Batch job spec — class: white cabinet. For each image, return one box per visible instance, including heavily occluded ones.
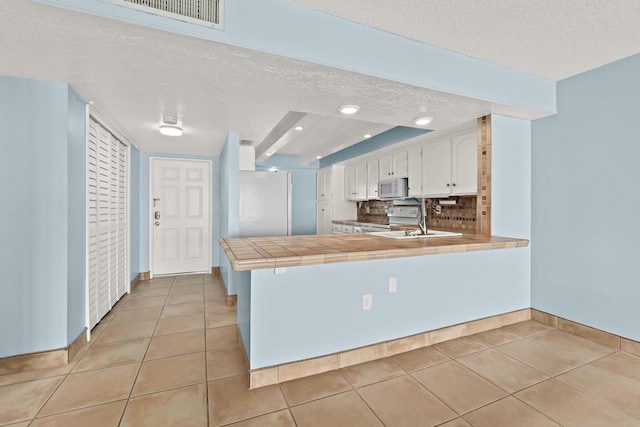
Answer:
[317,166,333,200]
[317,201,334,234]
[407,146,423,197]
[344,164,356,201]
[355,162,367,200]
[316,165,356,234]
[421,130,477,197]
[366,159,379,199]
[421,138,452,197]
[379,150,408,180]
[451,131,478,195]
[344,162,368,201]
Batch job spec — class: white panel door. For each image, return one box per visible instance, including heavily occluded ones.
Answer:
[152,159,211,276]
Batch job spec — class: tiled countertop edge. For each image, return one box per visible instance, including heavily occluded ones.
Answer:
[220,236,530,271]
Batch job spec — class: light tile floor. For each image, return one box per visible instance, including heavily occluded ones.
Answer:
[2,274,640,426]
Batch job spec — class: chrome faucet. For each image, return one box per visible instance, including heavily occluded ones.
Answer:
[418,198,428,235]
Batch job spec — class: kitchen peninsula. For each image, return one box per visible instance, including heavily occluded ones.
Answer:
[220,231,530,388]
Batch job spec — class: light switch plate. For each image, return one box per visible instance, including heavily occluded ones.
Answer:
[362,293,373,310]
[388,277,397,293]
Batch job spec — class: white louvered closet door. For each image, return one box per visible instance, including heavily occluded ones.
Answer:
[87,119,100,329]
[87,117,128,330]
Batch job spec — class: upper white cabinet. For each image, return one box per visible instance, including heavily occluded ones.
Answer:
[421,138,452,197]
[344,162,367,201]
[344,164,356,201]
[355,162,367,200]
[421,130,477,197]
[451,131,478,195]
[407,146,423,197]
[366,159,379,199]
[317,166,333,200]
[378,150,408,180]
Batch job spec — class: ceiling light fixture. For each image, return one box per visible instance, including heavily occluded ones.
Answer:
[364,134,372,138]
[265,152,273,156]
[316,156,322,159]
[294,126,304,131]
[159,117,183,136]
[338,104,360,115]
[413,116,433,126]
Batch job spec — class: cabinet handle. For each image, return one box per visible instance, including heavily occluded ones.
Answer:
[452,183,456,187]
[446,183,450,187]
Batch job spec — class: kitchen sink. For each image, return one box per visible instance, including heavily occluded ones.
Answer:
[368,230,463,239]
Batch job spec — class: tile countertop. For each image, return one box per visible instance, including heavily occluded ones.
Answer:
[220,232,529,271]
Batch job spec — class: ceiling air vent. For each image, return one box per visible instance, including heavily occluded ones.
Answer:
[107,0,222,27]
[240,139,254,146]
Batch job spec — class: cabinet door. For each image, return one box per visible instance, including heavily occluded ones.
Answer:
[367,159,379,199]
[451,131,477,195]
[344,165,356,201]
[393,150,408,178]
[378,154,393,180]
[317,167,333,200]
[316,169,324,200]
[355,162,367,200]
[316,201,325,234]
[421,138,452,197]
[322,201,333,234]
[407,146,422,197]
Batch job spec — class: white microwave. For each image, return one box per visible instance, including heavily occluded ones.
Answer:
[378,177,408,199]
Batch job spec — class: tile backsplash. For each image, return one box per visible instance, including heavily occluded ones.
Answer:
[357,200,393,224]
[357,197,477,230]
[427,196,477,230]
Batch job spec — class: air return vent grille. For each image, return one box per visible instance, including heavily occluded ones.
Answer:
[108,0,222,27]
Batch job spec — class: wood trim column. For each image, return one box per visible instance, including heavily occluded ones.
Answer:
[477,116,492,236]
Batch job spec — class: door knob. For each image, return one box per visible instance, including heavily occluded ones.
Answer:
[155,211,161,220]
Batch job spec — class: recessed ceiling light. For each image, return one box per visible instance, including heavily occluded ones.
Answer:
[316,156,322,159]
[265,152,273,156]
[294,126,304,131]
[159,117,183,136]
[413,116,433,126]
[364,134,372,138]
[338,104,360,115]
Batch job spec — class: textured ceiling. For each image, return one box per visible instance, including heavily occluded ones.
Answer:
[290,0,640,81]
[5,1,636,159]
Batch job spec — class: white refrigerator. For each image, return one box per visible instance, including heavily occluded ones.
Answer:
[239,171,292,237]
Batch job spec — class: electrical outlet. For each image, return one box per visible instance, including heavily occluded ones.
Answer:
[435,205,442,215]
[362,293,373,310]
[388,277,397,293]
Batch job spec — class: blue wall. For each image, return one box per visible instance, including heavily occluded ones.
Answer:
[135,151,220,275]
[130,145,140,281]
[66,86,87,343]
[219,132,241,294]
[256,154,318,235]
[531,54,640,341]
[0,76,86,357]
